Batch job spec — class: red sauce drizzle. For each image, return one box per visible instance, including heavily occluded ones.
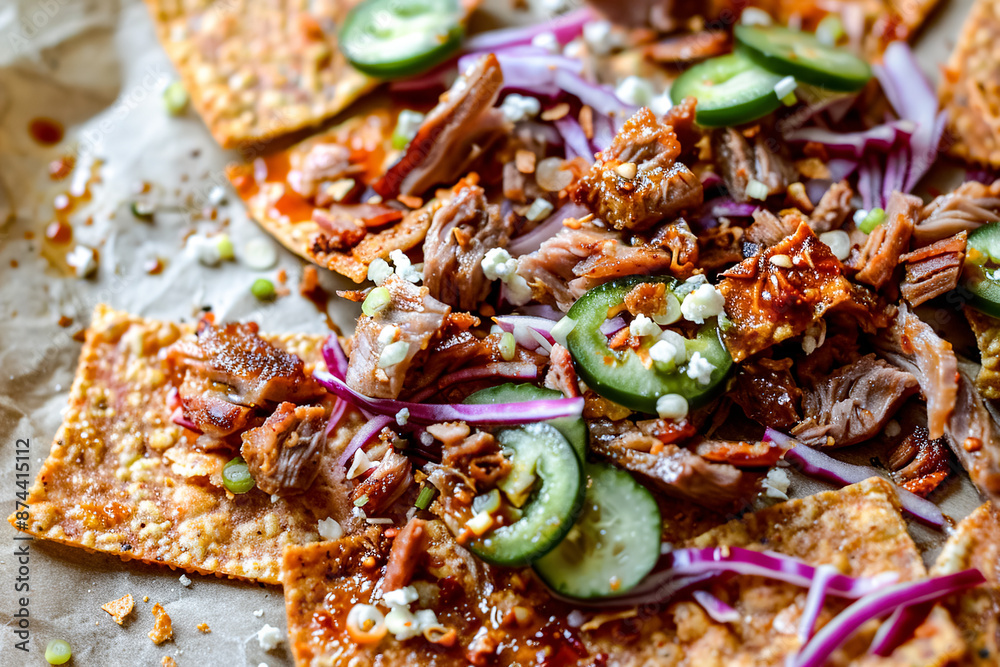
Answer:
[28,118,64,145]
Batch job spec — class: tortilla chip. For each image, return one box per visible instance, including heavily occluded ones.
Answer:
[102,593,135,625]
[932,502,1000,665]
[228,128,442,282]
[148,603,173,645]
[938,0,1000,167]
[142,0,377,148]
[281,478,961,666]
[8,304,360,584]
[964,307,1000,399]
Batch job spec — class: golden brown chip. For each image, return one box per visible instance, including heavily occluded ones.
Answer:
[281,479,962,666]
[965,307,1000,399]
[197,622,211,633]
[932,502,1000,665]
[142,0,376,148]
[162,657,177,667]
[939,0,1000,167]
[149,603,173,645]
[8,304,360,584]
[101,593,135,625]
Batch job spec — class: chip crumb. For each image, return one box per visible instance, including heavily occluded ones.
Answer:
[257,623,283,650]
[101,594,135,625]
[149,603,174,645]
[253,608,264,617]
[144,596,150,603]
[179,574,192,587]
[197,622,211,633]
[162,657,177,667]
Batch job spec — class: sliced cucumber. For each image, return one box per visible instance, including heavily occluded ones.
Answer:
[534,462,661,599]
[670,52,784,127]
[464,383,588,459]
[467,423,584,566]
[964,222,1000,317]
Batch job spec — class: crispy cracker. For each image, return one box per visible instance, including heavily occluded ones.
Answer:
[282,479,961,666]
[228,131,441,282]
[965,307,1000,399]
[142,0,376,148]
[149,603,173,645]
[8,305,360,584]
[102,593,135,625]
[939,0,1000,167]
[932,502,1000,665]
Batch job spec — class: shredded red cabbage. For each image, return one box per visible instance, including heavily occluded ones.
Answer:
[553,69,636,117]
[555,115,593,162]
[783,120,915,158]
[789,569,985,667]
[314,370,584,426]
[410,362,539,402]
[765,429,946,528]
[691,590,740,624]
[463,7,593,51]
[322,334,350,379]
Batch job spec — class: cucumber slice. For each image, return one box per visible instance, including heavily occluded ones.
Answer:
[534,462,661,599]
[467,423,584,566]
[964,222,1000,317]
[734,24,872,93]
[465,383,588,459]
[670,52,784,128]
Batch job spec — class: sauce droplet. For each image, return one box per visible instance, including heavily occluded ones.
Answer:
[45,220,73,245]
[28,118,64,146]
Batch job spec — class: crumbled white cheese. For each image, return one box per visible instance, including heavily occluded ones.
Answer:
[242,237,278,270]
[256,624,283,651]
[390,249,422,283]
[763,467,791,500]
[686,351,716,385]
[649,335,686,367]
[819,230,851,261]
[885,420,902,438]
[650,92,673,116]
[66,245,98,278]
[656,393,689,421]
[385,607,421,640]
[382,585,419,608]
[681,284,725,324]
[208,185,228,205]
[745,179,770,201]
[853,209,869,225]
[179,574,192,587]
[567,610,586,628]
[741,7,773,25]
[317,517,343,540]
[503,273,532,305]
[530,31,560,54]
[419,431,435,447]
[482,247,518,281]
[629,314,662,339]
[500,93,542,124]
[526,197,555,222]
[188,234,223,266]
[583,20,618,55]
[541,0,571,14]
[562,38,586,60]
[367,258,393,286]
[395,408,410,426]
[253,609,264,618]
[801,319,827,356]
[377,324,400,347]
[615,76,655,108]
[378,340,410,368]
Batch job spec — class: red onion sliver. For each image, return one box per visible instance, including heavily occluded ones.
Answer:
[410,362,539,402]
[338,414,393,467]
[783,120,914,158]
[868,600,934,656]
[798,565,838,642]
[495,315,557,350]
[170,406,201,433]
[322,334,349,379]
[314,370,584,426]
[553,69,635,117]
[599,316,627,337]
[464,7,593,51]
[789,570,985,667]
[325,398,349,436]
[508,202,588,256]
[691,590,740,624]
[517,304,564,320]
[765,429,946,528]
[555,115,594,162]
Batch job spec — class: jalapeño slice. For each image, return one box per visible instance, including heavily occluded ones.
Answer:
[734,24,872,92]
[565,276,732,415]
[964,222,1000,318]
[670,51,784,127]
[340,0,464,79]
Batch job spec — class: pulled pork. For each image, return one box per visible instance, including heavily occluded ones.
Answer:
[436,422,511,487]
[944,363,1000,504]
[374,54,508,198]
[887,427,951,498]
[423,180,513,310]
[346,275,451,399]
[572,107,703,231]
[383,517,428,592]
[809,180,854,232]
[731,357,801,430]
[588,419,756,511]
[792,354,918,448]
[352,449,413,515]
[899,232,967,306]
[240,402,328,495]
[718,222,867,362]
[916,179,1000,246]
[711,127,795,203]
[847,191,919,289]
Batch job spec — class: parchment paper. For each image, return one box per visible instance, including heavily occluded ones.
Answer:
[0,0,985,665]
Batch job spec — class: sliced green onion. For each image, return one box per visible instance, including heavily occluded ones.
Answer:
[216,234,234,261]
[745,179,770,201]
[780,91,797,106]
[414,486,436,510]
[223,456,255,494]
[499,331,516,361]
[251,278,276,301]
[391,110,425,150]
[859,207,886,234]
[550,316,577,348]
[816,14,845,46]
[163,81,189,116]
[130,201,155,221]
[45,639,72,665]
[354,494,370,507]
[362,286,392,317]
